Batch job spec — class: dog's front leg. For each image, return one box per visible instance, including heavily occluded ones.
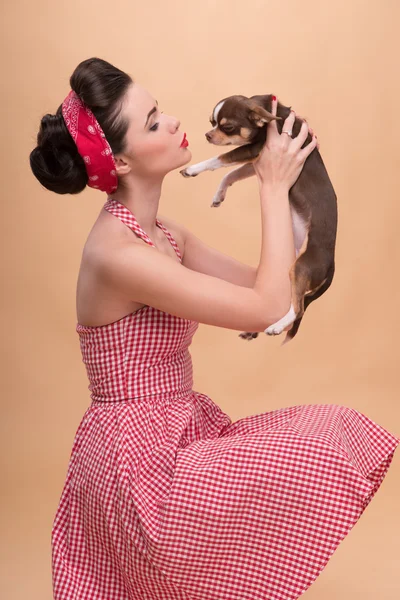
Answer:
[180,141,264,179]
[211,162,256,207]
[180,155,242,178]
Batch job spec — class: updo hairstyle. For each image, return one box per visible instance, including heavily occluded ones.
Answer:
[29,57,133,194]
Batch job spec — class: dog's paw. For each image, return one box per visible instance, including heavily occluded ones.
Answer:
[239,332,259,340]
[264,321,293,336]
[265,304,296,336]
[264,324,284,336]
[179,166,199,178]
[211,189,227,208]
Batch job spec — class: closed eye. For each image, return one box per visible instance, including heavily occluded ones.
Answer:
[150,110,164,131]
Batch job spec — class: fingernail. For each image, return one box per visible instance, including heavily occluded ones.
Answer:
[272,95,277,101]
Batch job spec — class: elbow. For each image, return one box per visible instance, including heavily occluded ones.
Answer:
[259,302,292,331]
[251,288,292,332]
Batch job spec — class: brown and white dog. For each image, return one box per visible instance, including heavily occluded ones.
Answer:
[180,94,338,345]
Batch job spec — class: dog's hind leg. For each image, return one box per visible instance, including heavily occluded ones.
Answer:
[211,162,256,207]
[264,252,328,340]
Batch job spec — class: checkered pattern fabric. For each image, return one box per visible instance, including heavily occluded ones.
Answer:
[51,198,400,600]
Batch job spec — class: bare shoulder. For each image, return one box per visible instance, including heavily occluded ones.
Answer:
[82,209,187,267]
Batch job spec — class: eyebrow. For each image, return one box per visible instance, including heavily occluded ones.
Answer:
[144,99,158,128]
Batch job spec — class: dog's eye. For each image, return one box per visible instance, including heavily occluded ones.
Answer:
[223,125,235,133]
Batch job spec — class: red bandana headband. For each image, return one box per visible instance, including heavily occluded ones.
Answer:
[61,90,118,194]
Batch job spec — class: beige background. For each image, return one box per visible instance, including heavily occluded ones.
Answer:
[2,1,399,598]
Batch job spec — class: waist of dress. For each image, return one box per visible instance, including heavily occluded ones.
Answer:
[83,348,195,404]
[90,384,194,404]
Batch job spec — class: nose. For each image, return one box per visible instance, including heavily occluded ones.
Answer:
[170,116,180,132]
[205,131,212,142]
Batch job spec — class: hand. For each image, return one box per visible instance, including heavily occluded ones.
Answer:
[253,96,318,191]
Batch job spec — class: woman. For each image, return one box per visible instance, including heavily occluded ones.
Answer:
[30,57,399,600]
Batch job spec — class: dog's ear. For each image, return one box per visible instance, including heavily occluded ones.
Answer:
[247,101,282,127]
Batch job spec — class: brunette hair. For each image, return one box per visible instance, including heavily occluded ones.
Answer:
[29,57,133,195]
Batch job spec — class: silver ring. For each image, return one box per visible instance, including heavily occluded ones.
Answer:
[282,130,292,137]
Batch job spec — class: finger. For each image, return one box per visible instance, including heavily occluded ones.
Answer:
[267,95,279,133]
[297,134,318,161]
[290,119,310,151]
[281,110,296,138]
[305,123,320,149]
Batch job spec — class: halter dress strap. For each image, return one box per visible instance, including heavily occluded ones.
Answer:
[103,197,182,261]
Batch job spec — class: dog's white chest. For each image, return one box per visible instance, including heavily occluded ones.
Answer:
[290,205,308,258]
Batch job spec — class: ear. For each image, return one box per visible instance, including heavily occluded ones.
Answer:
[248,102,282,127]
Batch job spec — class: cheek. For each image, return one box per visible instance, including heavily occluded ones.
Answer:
[240,127,253,139]
[229,135,249,145]
[126,129,166,159]
[141,135,172,158]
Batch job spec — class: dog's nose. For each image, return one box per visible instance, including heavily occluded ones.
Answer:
[205,132,212,142]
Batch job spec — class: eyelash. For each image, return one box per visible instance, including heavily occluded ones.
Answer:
[150,111,164,131]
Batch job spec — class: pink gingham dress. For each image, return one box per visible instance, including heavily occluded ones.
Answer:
[52,197,400,600]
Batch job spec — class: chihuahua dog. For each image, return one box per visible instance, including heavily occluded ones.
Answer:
[180,94,338,345]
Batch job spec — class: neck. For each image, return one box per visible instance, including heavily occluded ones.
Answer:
[107,173,165,239]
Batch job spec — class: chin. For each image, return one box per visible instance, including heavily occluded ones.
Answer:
[169,150,192,174]
[181,149,192,164]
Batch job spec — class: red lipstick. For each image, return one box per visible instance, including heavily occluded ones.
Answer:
[180,133,189,148]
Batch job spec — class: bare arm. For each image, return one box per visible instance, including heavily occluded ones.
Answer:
[254,184,296,317]
[96,180,300,332]
[181,223,257,288]
[96,241,286,333]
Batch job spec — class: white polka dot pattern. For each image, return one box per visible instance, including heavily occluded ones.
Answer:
[61,89,118,194]
[51,199,400,600]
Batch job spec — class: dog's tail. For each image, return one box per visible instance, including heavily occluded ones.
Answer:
[281,315,303,346]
